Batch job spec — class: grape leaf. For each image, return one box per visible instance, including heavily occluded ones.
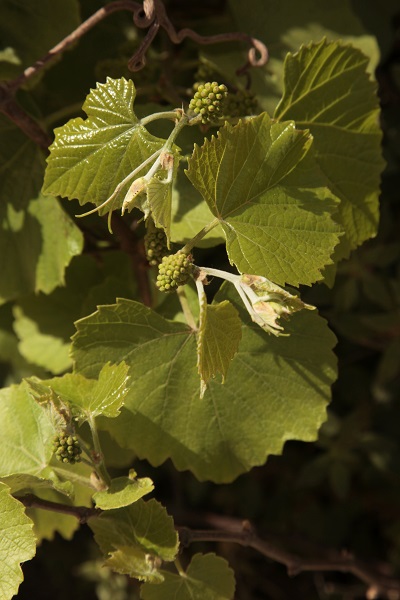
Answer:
[186,113,341,286]
[147,157,179,244]
[13,252,138,374]
[141,553,235,600]
[274,39,384,252]
[106,546,164,583]
[171,168,225,248]
[197,295,242,397]
[224,0,380,114]
[89,499,179,580]
[93,475,154,510]
[0,193,83,303]
[0,382,56,478]
[42,78,167,211]
[0,483,36,600]
[72,297,337,482]
[28,362,130,422]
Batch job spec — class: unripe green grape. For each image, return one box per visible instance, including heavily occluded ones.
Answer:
[224,89,258,118]
[189,81,228,124]
[53,431,82,465]
[144,221,169,266]
[156,253,194,292]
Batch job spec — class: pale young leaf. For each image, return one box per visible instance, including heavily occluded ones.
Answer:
[197,293,242,397]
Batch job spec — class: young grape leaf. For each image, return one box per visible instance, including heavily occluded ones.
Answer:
[42,78,167,211]
[186,113,341,286]
[0,483,36,600]
[147,157,179,244]
[72,298,337,482]
[0,194,83,303]
[106,546,164,583]
[89,498,179,581]
[197,293,242,397]
[0,382,56,478]
[28,362,130,422]
[274,39,384,253]
[93,475,154,510]
[141,553,235,600]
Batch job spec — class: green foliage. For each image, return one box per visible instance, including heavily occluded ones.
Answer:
[186,113,342,286]
[0,1,393,598]
[89,499,179,582]
[141,553,235,600]
[42,78,167,212]
[274,39,385,256]
[0,484,36,599]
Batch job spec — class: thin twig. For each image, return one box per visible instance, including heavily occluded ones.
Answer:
[127,0,268,74]
[6,1,142,92]
[19,494,100,524]
[0,1,142,149]
[0,89,51,151]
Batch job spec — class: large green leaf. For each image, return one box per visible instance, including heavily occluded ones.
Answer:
[0,194,83,303]
[72,297,337,482]
[186,113,341,286]
[0,382,56,477]
[89,499,179,581]
[141,553,235,600]
[274,39,384,252]
[0,0,80,81]
[0,484,36,600]
[42,78,167,211]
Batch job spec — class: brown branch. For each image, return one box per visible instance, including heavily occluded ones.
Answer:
[177,521,400,599]
[18,494,100,524]
[15,492,400,597]
[110,213,152,307]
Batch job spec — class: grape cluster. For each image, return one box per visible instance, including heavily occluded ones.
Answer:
[144,223,168,266]
[53,432,82,464]
[189,82,228,123]
[156,253,194,292]
[225,89,258,118]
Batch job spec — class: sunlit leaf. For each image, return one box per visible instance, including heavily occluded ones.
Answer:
[186,113,341,286]
[0,484,36,600]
